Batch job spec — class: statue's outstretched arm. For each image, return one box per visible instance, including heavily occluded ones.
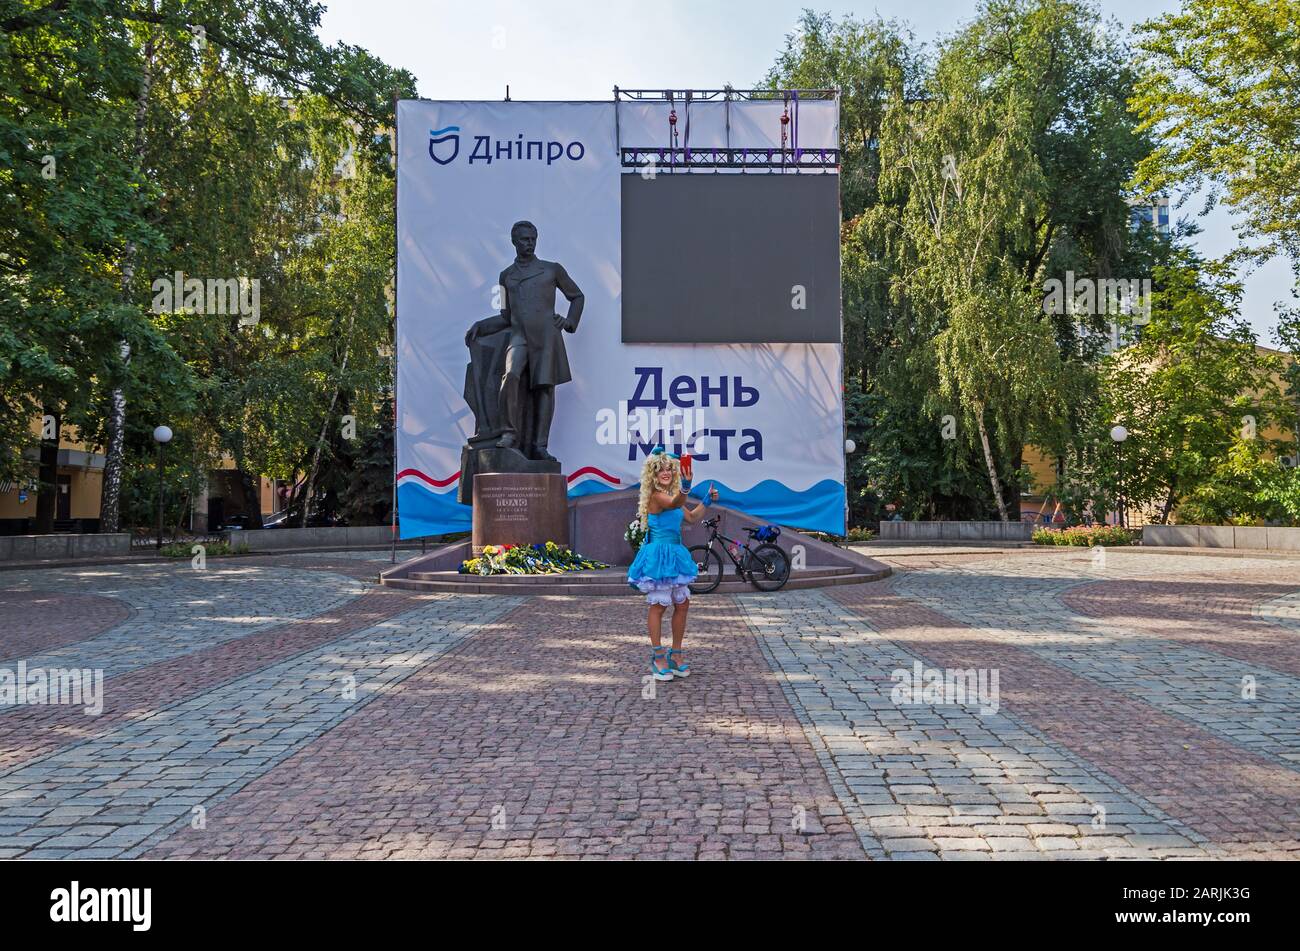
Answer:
[465,312,509,346]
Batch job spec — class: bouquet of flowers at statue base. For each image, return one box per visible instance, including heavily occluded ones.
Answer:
[459,540,610,576]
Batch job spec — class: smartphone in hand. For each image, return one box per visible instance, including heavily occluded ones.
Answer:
[680,452,693,483]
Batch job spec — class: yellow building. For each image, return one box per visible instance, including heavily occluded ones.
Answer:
[0,418,105,532]
[0,418,282,535]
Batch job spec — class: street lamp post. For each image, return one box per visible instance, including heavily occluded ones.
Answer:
[844,438,856,534]
[153,425,173,550]
[1110,425,1128,528]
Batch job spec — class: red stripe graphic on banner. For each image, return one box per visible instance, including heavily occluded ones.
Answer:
[398,466,621,488]
[567,466,621,485]
[396,468,459,488]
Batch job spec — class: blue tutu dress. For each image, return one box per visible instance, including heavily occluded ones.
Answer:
[627,506,698,605]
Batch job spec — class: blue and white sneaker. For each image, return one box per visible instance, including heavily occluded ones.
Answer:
[666,648,690,678]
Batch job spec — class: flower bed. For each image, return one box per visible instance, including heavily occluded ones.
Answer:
[805,527,875,544]
[459,540,609,575]
[1032,525,1139,547]
[159,540,250,558]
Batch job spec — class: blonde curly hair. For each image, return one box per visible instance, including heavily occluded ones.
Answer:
[636,452,682,531]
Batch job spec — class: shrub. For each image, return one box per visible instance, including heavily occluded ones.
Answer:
[159,540,250,558]
[802,527,875,545]
[1032,525,1139,547]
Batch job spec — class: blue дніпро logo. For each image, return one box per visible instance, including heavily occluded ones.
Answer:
[429,126,460,165]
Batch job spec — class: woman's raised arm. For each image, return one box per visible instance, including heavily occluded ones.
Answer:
[681,485,719,524]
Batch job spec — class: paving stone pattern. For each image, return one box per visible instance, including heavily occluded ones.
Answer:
[0,549,1295,859]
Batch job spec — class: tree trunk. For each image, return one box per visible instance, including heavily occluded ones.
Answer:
[239,471,263,529]
[172,491,189,538]
[98,341,131,533]
[974,403,1009,522]
[300,316,355,527]
[99,21,157,534]
[1159,481,1177,524]
[229,439,264,531]
[34,408,60,533]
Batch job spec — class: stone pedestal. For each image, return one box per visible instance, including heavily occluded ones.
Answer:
[457,443,561,505]
[471,473,569,555]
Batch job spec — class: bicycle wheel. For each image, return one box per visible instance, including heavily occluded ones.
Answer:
[688,545,724,594]
[745,544,791,591]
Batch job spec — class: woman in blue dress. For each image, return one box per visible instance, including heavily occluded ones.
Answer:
[628,447,718,681]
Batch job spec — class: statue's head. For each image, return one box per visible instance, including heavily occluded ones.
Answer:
[510,220,538,259]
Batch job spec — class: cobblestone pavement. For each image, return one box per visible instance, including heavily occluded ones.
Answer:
[0,548,1296,859]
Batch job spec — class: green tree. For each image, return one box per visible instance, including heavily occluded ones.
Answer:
[1131,0,1300,276]
[767,2,1157,523]
[868,4,1071,520]
[0,1,176,497]
[1,1,413,532]
[342,393,394,526]
[1178,437,1293,525]
[1090,251,1292,523]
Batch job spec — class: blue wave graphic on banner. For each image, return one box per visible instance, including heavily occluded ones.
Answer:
[399,477,845,538]
[568,479,620,499]
[689,478,846,534]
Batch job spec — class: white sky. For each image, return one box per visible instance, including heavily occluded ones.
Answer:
[319,0,1295,342]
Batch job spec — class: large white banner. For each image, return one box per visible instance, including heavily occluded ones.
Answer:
[395,99,845,538]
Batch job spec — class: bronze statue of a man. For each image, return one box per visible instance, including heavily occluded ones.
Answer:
[464,221,584,462]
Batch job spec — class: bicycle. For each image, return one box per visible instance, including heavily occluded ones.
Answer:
[688,515,791,593]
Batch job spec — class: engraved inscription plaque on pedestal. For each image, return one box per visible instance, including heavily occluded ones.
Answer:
[471,473,569,555]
